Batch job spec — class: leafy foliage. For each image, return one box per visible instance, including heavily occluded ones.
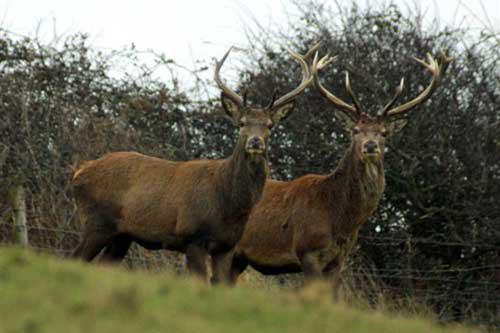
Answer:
[235,2,500,326]
[0,1,499,328]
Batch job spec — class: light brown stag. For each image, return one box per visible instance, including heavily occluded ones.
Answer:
[222,51,452,293]
[71,45,317,281]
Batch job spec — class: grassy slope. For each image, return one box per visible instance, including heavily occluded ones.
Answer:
[0,248,474,333]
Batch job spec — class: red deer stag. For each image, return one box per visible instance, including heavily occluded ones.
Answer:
[71,45,317,281]
[222,51,452,292]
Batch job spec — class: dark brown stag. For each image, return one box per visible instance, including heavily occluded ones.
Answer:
[72,45,317,281]
[223,51,452,293]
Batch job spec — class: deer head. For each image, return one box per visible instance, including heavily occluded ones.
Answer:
[215,45,318,156]
[313,51,453,163]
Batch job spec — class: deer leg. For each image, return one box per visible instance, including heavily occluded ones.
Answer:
[185,243,208,280]
[323,258,345,300]
[228,254,248,285]
[72,209,116,262]
[299,252,323,284]
[210,250,234,285]
[72,228,114,262]
[100,234,132,263]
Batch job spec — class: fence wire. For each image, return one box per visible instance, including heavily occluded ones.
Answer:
[1,219,499,331]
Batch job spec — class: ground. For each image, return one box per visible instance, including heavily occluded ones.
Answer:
[0,247,476,333]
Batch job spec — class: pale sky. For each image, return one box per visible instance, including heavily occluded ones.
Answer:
[1,0,498,87]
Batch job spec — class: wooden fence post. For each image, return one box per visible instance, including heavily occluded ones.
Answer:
[9,184,29,248]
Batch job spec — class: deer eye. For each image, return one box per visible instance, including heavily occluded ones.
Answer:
[352,127,361,135]
[267,122,274,129]
[381,130,388,137]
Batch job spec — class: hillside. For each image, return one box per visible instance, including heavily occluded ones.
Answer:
[0,247,474,333]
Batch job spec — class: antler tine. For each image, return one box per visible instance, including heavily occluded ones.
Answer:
[380,78,405,116]
[304,41,322,61]
[385,51,452,117]
[271,44,317,109]
[312,51,358,118]
[265,89,280,109]
[438,49,453,77]
[214,47,244,107]
[345,72,362,113]
[315,52,337,71]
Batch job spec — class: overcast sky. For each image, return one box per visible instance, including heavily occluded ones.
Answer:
[1,0,498,86]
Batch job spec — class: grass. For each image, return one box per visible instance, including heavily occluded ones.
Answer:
[0,247,476,333]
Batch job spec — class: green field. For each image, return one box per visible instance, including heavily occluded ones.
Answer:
[0,247,475,333]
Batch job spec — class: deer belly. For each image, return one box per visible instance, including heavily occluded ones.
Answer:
[119,206,178,242]
[242,245,300,268]
[237,229,299,268]
[202,217,248,252]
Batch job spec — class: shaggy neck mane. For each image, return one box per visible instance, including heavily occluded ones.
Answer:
[324,142,385,238]
[218,136,268,219]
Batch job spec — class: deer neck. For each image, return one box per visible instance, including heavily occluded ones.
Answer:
[219,137,269,219]
[326,143,385,236]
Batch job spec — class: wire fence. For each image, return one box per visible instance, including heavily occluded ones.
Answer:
[1,19,499,333]
[1,217,499,331]
[0,220,186,274]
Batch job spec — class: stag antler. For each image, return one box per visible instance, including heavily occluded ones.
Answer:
[381,50,453,117]
[345,71,362,113]
[214,47,244,108]
[215,44,319,111]
[270,43,320,109]
[312,52,361,119]
[380,78,405,116]
[265,89,279,109]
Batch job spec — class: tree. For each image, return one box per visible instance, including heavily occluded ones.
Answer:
[234,1,500,326]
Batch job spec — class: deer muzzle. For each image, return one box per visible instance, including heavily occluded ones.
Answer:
[362,140,381,157]
[246,136,266,154]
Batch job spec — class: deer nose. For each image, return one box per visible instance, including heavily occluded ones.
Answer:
[364,141,378,154]
[248,136,264,150]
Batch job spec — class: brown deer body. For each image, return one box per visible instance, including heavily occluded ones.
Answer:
[231,134,385,279]
[72,45,316,280]
[224,51,452,291]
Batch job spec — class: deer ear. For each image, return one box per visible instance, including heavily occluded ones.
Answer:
[388,118,408,134]
[271,101,295,123]
[333,110,355,129]
[221,92,242,124]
